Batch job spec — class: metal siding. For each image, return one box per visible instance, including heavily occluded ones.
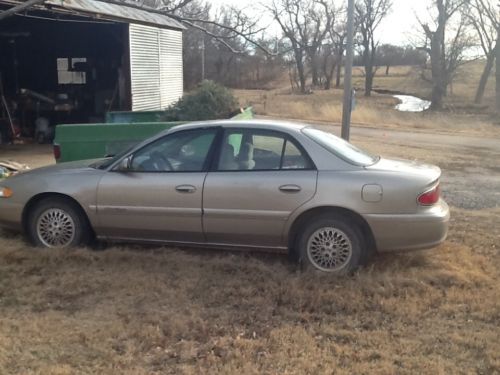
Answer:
[159,28,183,108]
[129,24,183,111]
[129,24,160,111]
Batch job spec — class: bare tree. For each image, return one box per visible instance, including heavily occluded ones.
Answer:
[355,0,392,96]
[321,7,348,89]
[419,0,472,110]
[245,37,287,87]
[466,0,499,104]
[86,0,273,55]
[305,0,336,86]
[267,0,341,93]
[374,45,427,75]
[320,42,340,89]
[181,2,286,89]
[267,0,309,93]
[334,26,347,88]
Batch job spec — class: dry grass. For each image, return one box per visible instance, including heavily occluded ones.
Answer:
[0,218,499,374]
[1,136,500,373]
[237,88,499,136]
[352,62,497,109]
[235,62,499,136]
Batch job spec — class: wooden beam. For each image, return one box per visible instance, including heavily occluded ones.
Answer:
[0,0,46,21]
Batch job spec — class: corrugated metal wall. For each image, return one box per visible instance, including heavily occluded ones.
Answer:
[129,24,183,111]
[158,27,183,108]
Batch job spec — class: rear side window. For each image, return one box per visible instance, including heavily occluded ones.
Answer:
[217,129,313,171]
[252,134,285,169]
[282,140,310,169]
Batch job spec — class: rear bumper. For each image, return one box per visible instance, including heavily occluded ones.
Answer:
[363,199,450,252]
[0,200,23,231]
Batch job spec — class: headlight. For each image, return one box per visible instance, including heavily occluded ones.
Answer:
[0,187,13,198]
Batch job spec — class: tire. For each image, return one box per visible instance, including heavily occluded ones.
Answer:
[27,197,91,248]
[296,214,366,274]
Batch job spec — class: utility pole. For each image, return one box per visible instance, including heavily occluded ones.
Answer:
[496,31,499,114]
[341,0,355,141]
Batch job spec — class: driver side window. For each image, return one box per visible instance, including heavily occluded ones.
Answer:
[130,129,217,172]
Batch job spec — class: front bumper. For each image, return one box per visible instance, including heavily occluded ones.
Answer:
[0,199,24,231]
[363,199,450,252]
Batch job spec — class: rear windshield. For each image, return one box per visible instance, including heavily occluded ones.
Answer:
[302,127,379,166]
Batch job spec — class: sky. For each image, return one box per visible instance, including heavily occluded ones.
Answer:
[208,0,433,46]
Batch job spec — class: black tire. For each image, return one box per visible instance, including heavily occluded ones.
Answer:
[296,213,366,274]
[27,197,91,248]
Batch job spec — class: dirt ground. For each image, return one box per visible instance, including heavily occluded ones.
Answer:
[0,121,499,374]
[0,144,54,169]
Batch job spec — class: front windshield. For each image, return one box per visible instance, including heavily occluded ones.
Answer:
[302,127,378,166]
[95,144,137,170]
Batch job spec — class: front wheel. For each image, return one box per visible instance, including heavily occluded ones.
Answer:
[27,198,91,248]
[297,214,365,274]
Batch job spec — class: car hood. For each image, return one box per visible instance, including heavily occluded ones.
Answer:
[5,158,105,179]
[366,158,441,182]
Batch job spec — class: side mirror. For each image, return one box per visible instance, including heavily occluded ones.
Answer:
[116,156,131,172]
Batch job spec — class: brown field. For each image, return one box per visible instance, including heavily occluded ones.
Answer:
[235,61,499,136]
[0,224,499,374]
[1,62,499,373]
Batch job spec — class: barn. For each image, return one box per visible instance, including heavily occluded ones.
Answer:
[0,0,184,142]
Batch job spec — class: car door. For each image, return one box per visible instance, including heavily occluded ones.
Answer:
[96,128,218,243]
[203,128,318,248]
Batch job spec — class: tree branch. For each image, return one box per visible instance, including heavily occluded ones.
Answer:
[0,0,46,21]
[94,0,276,55]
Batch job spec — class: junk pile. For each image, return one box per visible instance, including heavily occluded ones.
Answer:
[0,160,30,179]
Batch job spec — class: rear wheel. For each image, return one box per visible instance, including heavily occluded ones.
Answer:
[27,197,91,248]
[297,214,365,274]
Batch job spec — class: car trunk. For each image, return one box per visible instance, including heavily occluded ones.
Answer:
[366,158,441,185]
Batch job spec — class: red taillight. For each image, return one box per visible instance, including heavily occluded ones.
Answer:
[418,184,440,205]
[53,144,61,160]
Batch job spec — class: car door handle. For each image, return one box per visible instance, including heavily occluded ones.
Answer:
[175,185,196,193]
[279,184,302,193]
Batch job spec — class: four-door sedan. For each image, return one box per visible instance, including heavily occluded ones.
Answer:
[0,120,449,273]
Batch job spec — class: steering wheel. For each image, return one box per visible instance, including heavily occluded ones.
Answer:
[150,151,173,171]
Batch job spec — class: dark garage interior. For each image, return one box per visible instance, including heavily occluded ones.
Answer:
[0,12,130,142]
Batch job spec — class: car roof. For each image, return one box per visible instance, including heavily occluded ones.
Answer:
[168,119,309,134]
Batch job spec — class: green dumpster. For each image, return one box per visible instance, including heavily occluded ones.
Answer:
[54,122,183,163]
[54,107,254,163]
[105,111,166,124]
[231,107,254,120]
[105,107,254,123]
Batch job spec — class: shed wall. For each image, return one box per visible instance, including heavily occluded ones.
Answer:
[129,24,183,111]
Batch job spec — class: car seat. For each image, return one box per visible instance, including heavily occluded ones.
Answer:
[219,142,238,170]
[237,142,255,170]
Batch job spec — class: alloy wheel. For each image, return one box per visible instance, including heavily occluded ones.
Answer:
[36,208,76,248]
[306,226,353,272]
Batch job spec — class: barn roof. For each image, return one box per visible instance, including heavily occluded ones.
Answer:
[0,0,186,30]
